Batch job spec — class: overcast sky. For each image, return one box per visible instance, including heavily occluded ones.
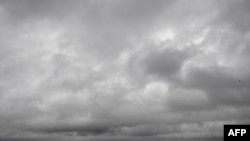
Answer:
[0,0,250,140]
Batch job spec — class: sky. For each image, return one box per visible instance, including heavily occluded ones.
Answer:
[0,0,250,140]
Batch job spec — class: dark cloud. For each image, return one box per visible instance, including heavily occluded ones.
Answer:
[182,55,250,107]
[0,0,250,140]
[215,0,250,32]
[0,0,83,23]
[139,48,192,79]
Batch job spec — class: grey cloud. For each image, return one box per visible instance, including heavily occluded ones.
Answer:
[139,48,191,79]
[36,125,112,136]
[215,0,250,32]
[185,66,238,91]
[108,0,175,26]
[166,87,213,112]
[71,0,176,58]
[1,0,250,140]
[183,65,250,106]
[0,0,83,23]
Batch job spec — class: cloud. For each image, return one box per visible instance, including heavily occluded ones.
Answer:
[183,65,250,106]
[215,0,250,32]
[0,0,250,140]
[139,48,191,78]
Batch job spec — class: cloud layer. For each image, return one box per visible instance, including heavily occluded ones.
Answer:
[0,0,250,140]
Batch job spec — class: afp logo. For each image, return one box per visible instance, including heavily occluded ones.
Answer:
[224,125,250,141]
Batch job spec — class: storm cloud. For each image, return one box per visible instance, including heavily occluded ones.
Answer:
[0,0,250,140]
